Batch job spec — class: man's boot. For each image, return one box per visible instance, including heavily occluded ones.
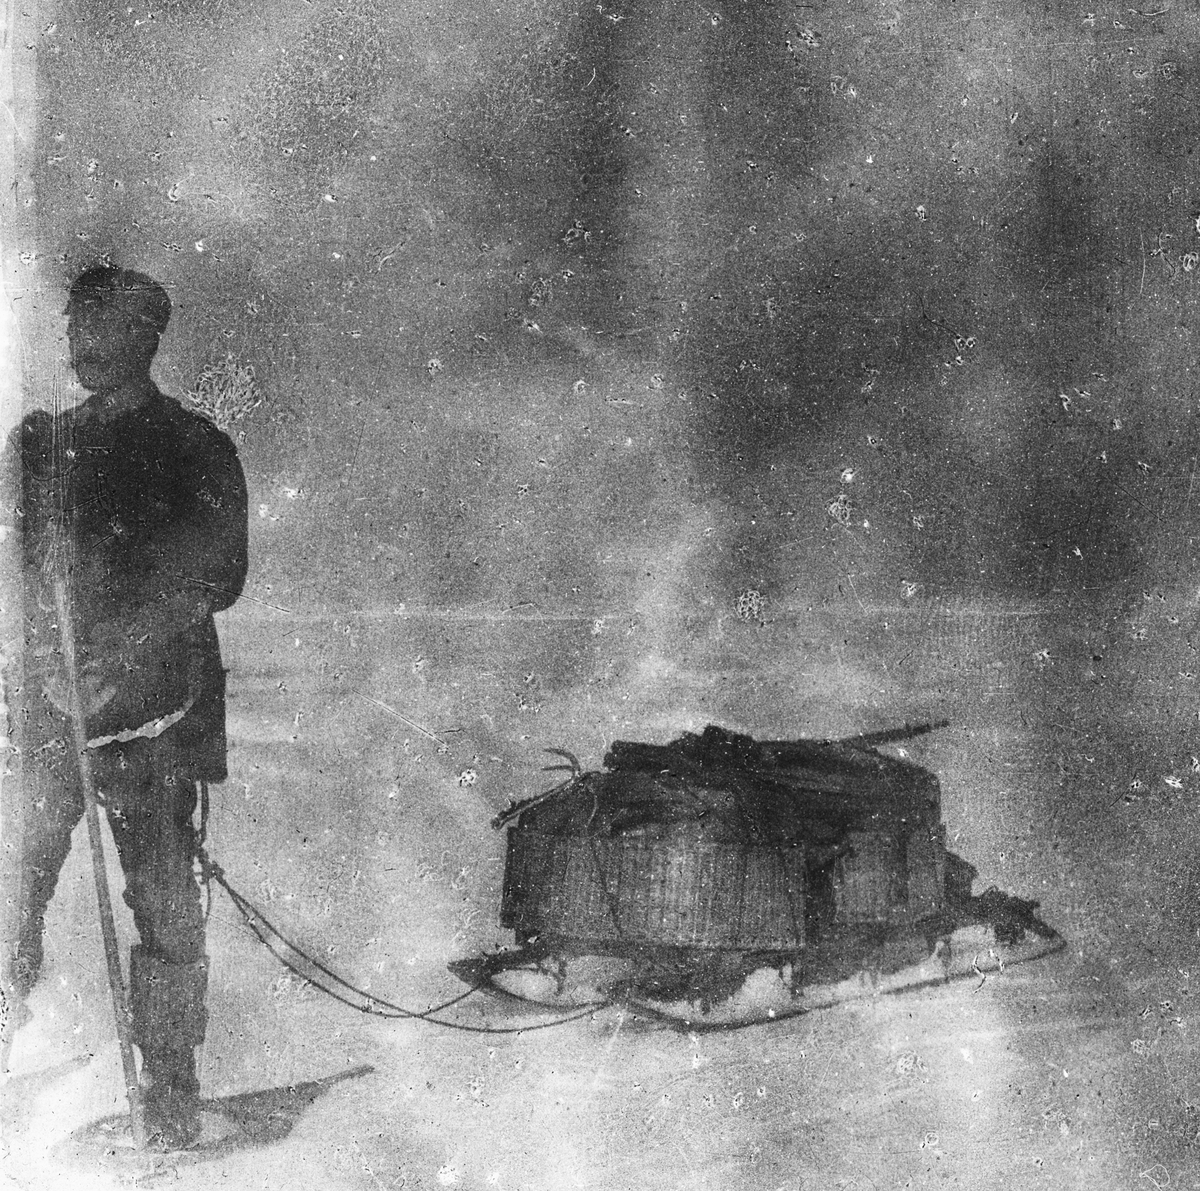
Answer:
[129,947,208,1149]
[1,933,43,1070]
[139,1044,202,1148]
[0,983,32,1073]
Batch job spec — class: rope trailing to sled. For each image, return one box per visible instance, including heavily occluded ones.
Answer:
[194,847,609,1035]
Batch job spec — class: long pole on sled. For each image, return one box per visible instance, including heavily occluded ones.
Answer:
[53,577,147,1149]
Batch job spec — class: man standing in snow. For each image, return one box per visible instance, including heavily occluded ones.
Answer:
[1,265,248,1148]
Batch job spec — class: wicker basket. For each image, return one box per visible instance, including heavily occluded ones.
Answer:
[501,826,807,952]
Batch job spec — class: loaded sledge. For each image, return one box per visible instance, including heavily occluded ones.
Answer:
[456,723,1062,1026]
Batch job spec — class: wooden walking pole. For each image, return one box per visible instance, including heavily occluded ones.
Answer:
[52,576,147,1149]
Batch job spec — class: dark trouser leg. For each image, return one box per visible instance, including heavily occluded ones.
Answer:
[96,735,207,1147]
[1,716,84,999]
[97,736,205,967]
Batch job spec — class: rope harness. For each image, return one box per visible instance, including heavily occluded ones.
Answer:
[192,784,607,1035]
[187,760,1062,1037]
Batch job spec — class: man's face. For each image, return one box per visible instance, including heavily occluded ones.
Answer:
[66,298,153,392]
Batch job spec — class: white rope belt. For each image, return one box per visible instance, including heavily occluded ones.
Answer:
[86,698,195,750]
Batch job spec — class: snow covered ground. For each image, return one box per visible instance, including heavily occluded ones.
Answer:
[4,596,1199,1189]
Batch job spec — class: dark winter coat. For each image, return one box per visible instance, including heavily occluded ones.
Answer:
[5,387,248,780]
